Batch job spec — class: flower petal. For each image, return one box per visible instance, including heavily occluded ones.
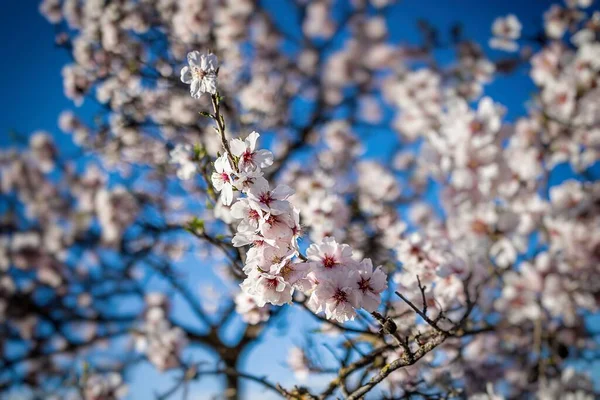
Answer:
[180,66,192,84]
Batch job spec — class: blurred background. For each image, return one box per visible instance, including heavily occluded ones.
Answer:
[1,1,600,399]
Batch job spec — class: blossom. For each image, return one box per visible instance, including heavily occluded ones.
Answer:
[494,262,542,324]
[230,198,264,232]
[303,2,334,39]
[354,259,388,312]
[530,42,563,86]
[230,131,274,172]
[550,180,587,212]
[288,347,310,381]
[95,187,138,245]
[211,154,235,205]
[395,233,437,286]
[539,367,595,399]
[169,143,197,180]
[39,0,62,24]
[135,295,188,371]
[231,230,270,248]
[84,373,128,400]
[259,212,296,241]
[277,261,312,292]
[302,193,350,242]
[357,161,401,214]
[544,5,568,39]
[306,236,356,275]
[180,51,218,98]
[489,14,521,52]
[244,241,296,274]
[246,180,294,215]
[241,270,293,307]
[235,292,270,325]
[308,270,359,323]
[566,0,593,8]
[232,168,268,193]
[542,79,576,121]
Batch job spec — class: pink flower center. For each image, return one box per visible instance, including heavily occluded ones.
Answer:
[511,296,526,307]
[471,219,488,235]
[248,209,260,220]
[242,150,254,163]
[221,172,230,182]
[192,66,208,80]
[556,93,568,105]
[469,120,483,134]
[259,192,273,206]
[265,278,278,289]
[358,277,372,293]
[409,246,425,262]
[322,255,337,269]
[332,288,348,305]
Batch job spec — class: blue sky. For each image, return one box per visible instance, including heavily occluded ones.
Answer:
[0,1,70,145]
[2,1,599,399]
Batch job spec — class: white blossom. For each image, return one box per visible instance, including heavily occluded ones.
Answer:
[169,144,197,180]
[180,51,218,98]
[489,15,522,52]
[230,131,274,172]
[211,154,235,205]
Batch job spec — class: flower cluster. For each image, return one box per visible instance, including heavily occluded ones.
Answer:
[234,291,270,325]
[83,373,128,400]
[180,80,390,322]
[240,176,385,322]
[394,232,470,321]
[210,130,274,206]
[134,293,188,371]
[305,240,388,322]
[169,143,197,180]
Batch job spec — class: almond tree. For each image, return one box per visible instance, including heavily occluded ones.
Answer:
[0,0,598,398]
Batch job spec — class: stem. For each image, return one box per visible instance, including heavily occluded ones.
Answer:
[223,358,240,400]
[211,93,238,172]
[224,371,239,400]
[395,291,449,336]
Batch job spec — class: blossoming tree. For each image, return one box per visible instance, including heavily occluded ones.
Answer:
[1,0,599,398]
